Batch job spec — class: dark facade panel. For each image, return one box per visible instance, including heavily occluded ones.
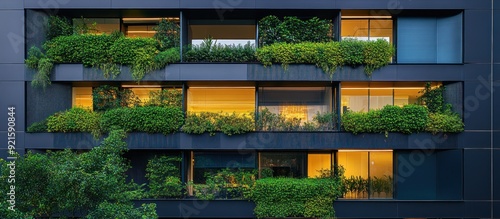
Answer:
[458,131,492,149]
[464,10,492,64]
[0,82,25,131]
[397,201,464,218]
[395,65,464,81]
[463,201,492,218]
[26,83,71,126]
[0,148,25,159]
[495,149,500,200]
[134,200,255,218]
[255,0,333,9]
[395,151,437,200]
[465,0,493,10]
[0,10,24,64]
[25,10,48,49]
[0,0,23,9]
[463,149,491,200]
[179,64,247,80]
[334,201,398,218]
[336,0,464,10]
[53,64,84,81]
[181,0,255,9]
[495,10,500,63]
[463,81,492,130]
[111,0,180,8]
[24,0,111,9]
[436,150,463,200]
[0,64,25,81]
[464,63,491,82]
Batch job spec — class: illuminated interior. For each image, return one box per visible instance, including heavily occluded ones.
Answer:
[341,17,393,42]
[307,153,332,178]
[189,22,256,46]
[341,82,434,113]
[187,87,255,113]
[127,87,162,104]
[72,87,93,109]
[259,87,332,122]
[123,17,179,38]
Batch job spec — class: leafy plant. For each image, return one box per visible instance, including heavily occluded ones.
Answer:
[92,85,141,111]
[418,82,445,113]
[155,47,181,67]
[256,108,337,131]
[146,156,183,198]
[258,15,333,46]
[182,112,254,136]
[46,107,100,136]
[46,15,72,41]
[426,111,464,134]
[154,19,180,50]
[256,39,393,77]
[190,169,257,200]
[183,38,257,63]
[27,119,48,133]
[145,89,182,108]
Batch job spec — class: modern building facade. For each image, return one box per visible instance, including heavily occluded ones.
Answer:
[0,0,499,218]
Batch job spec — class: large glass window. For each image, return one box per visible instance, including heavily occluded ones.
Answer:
[341,82,435,113]
[337,150,393,199]
[126,87,161,104]
[307,153,332,178]
[341,15,393,42]
[189,20,256,46]
[258,87,332,122]
[73,18,120,34]
[397,13,462,63]
[187,87,255,113]
[72,87,93,109]
[192,152,256,183]
[259,152,306,178]
[123,17,179,38]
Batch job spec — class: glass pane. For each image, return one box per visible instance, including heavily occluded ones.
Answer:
[341,19,369,40]
[394,87,422,106]
[193,152,256,183]
[129,88,161,104]
[258,87,332,122]
[187,87,255,113]
[341,88,369,113]
[307,154,331,178]
[369,89,393,110]
[397,17,438,63]
[190,23,256,46]
[73,18,120,34]
[126,25,157,38]
[369,151,393,198]
[260,152,306,178]
[337,151,369,199]
[72,87,93,109]
[369,19,393,42]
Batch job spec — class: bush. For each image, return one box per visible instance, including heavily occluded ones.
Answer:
[154,19,180,50]
[110,37,160,81]
[248,178,342,218]
[426,112,464,134]
[419,82,445,113]
[27,119,48,133]
[191,169,257,200]
[46,15,72,41]
[146,156,184,198]
[182,112,254,136]
[256,108,337,131]
[183,38,256,63]
[145,89,183,108]
[92,85,141,111]
[100,106,184,134]
[258,15,333,46]
[46,107,100,134]
[256,39,393,77]
[341,104,428,134]
[45,34,116,66]
[155,47,181,67]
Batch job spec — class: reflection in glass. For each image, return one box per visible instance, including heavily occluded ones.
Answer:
[259,152,306,178]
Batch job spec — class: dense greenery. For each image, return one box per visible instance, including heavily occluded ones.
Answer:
[256,108,337,131]
[144,89,183,108]
[100,106,184,134]
[153,19,180,50]
[341,104,429,135]
[46,107,101,136]
[248,177,343,218]
[426,111,464,134]
[26,119,48,133]
[182,112,255,136]
[419,82,445,113]
[0,130,157,218]
[92,85,141,111]
[258,15,333,46]
[256,39,394,77]
[146,156,184,198]
[190,169,257,200]
[46,15,73,40]
[183,38,257,63]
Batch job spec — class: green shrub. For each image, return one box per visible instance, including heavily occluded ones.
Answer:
[426,112,464,134]
[182,112,254,136]
[341,104,428,134]
[46,15,72,41]
[256,108,337,131]
[154,19,180,50]
[256,39,393,77]
[155,47,181,67]
[31,57,53,89]
[258,15,333,46]
[146,156,183,198]
[27,119,48,133]
[191,169,257,200]
[419,82,445,113]
[110,37,160,81]
[100,106,184,134]
[249,178,342,218]
[46,108,100,135]
[26,46,44,69]
[145,89,183,108]
[92,85,141,111]
[183,38,256,63]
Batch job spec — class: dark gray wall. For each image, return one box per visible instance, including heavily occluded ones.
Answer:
[26,83,72,125]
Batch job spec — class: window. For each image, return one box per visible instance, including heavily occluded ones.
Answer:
[341,14,393,42]
[397,13,462,63]
[127,87,161,104]
[123,17,179,38]
[259,152,306,178]
[192,152,256,183]
[258,87,332,122]
[307,153,332,178]
[72,87,92,109]
[189,20,256,46]
[72,18,120,34]
[187,87,255,113]
[341,82,436,113]
[337,150,393,199]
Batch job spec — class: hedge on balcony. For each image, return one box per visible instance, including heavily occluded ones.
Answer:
[46,107,101,137]
[181,112,255,136]
[256,39,394,77]
[248,177,342,218]
[183,38,257,63]
[341,104,464,135]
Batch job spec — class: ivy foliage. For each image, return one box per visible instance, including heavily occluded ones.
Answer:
[419,82,445,113]
[46,107,101,137]
[144,89,183,108]
[145,156,184,198]
[258,15,333,47]
[183,38,257,63]
[153,19,180,50]
[0,130,156,218]
[190,169,257,200]
[92,85,141,111]
[46,15,73,41]
[182,112,255,136]
[248,177,343,218]
[256,39,394,77]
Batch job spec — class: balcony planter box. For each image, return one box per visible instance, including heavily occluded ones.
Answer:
[134,199,255,218]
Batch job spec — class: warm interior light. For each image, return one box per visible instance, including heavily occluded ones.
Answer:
[338,150,393,152]
[121,85,162,88]
[341,16,392,19]
[122,17,179,21]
